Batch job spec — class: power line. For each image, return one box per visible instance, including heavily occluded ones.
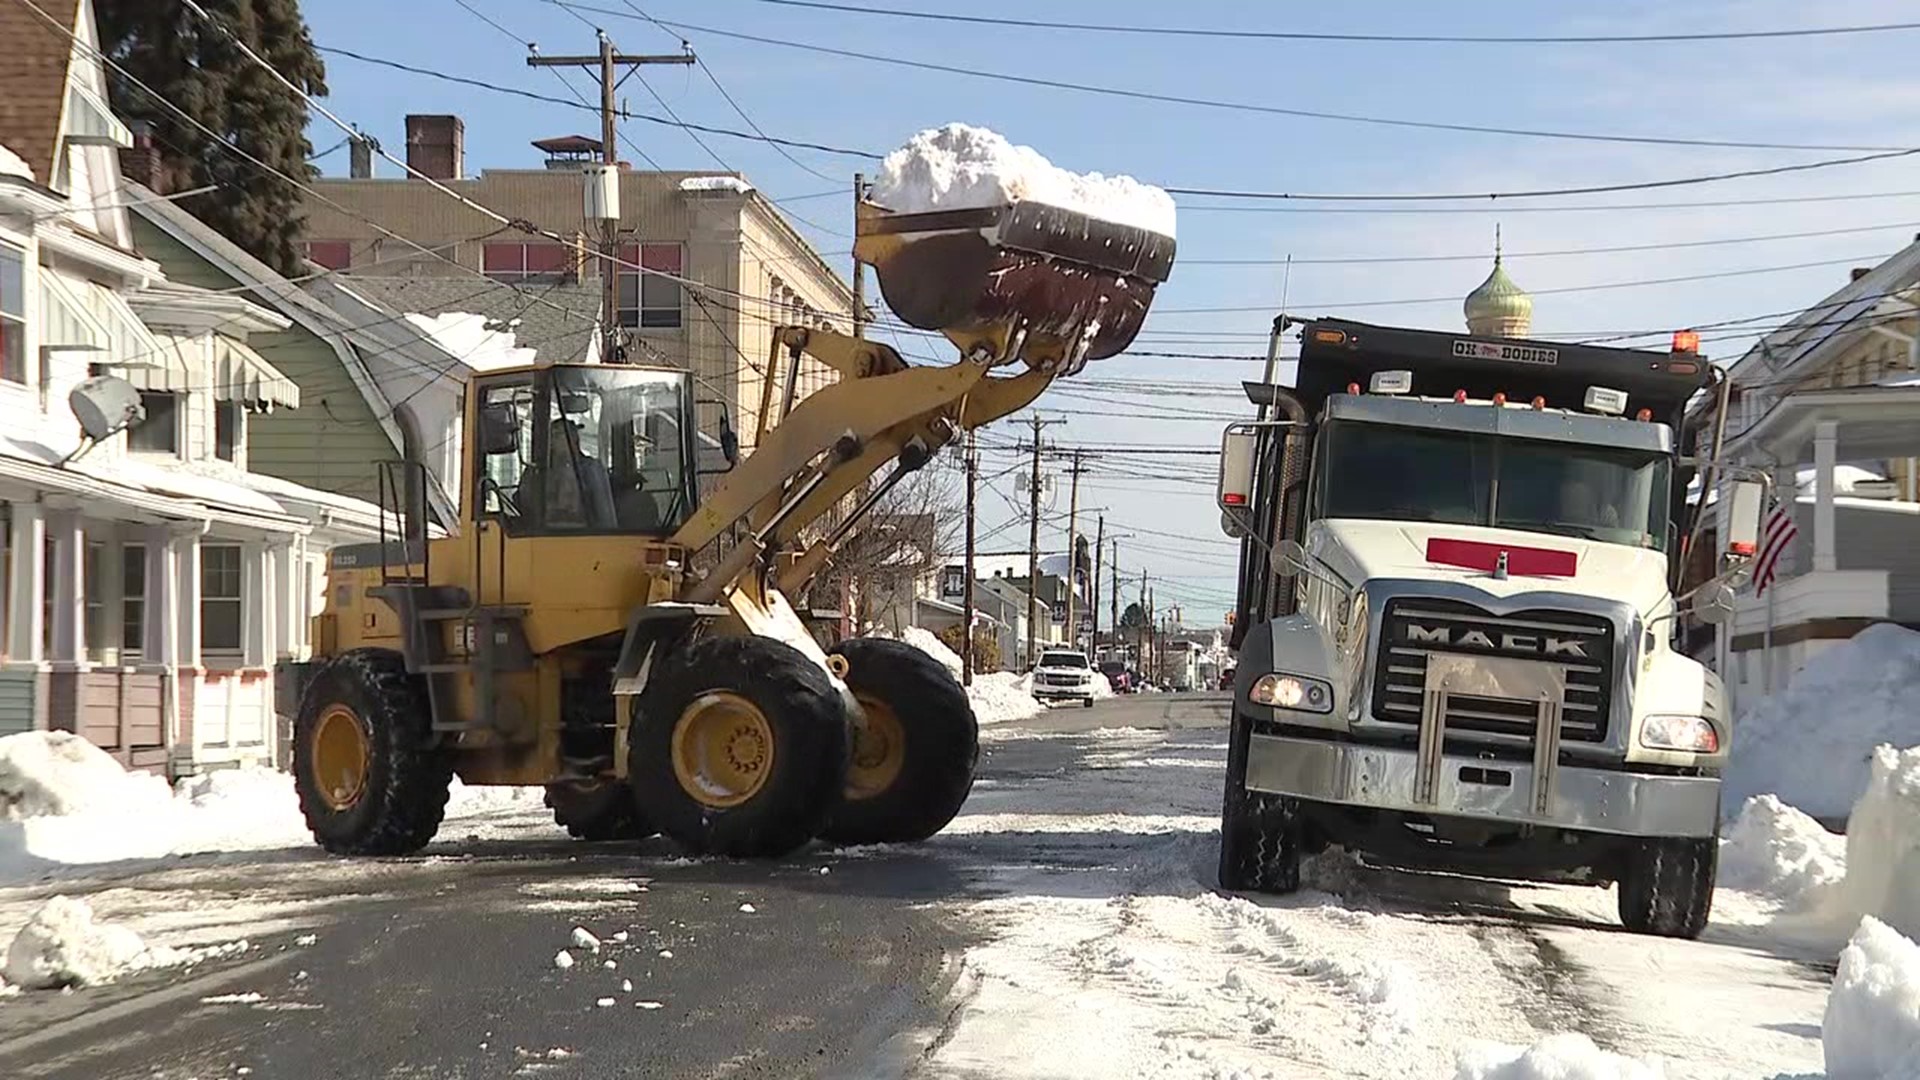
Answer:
[720,0,1920,46]
[1183,220,1920,266]
[560,4,1917,154]
[1179,189,1920,216]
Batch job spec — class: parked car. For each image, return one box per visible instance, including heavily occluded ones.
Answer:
[1219,667,1236,691]
[1099,660,1132,694]
[1031,649,1098,708]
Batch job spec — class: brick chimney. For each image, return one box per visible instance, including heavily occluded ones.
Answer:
[405,115,464,180]
[119,119,162,192]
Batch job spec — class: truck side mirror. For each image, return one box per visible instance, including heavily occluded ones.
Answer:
[1692,579,1737,625]
[1723,479,1766,564]
[1217,426,1258,532]
[1273,539,1311,580]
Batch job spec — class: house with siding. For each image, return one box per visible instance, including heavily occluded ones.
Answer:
[1691,239,1920,713]
[0,0,382,773]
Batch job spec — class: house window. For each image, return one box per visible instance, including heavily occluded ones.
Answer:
[215,400,242,461]
[617,243,683,329]
[304,241,352,270]
[129,391,179,454]
[483,242,570,282]
[122,543,144,657]
[83,541,109,662]
[0,244,24,384]
[200,544,243,654]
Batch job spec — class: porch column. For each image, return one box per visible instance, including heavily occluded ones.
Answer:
[46,511,83,666]
[6,504,44,662]
[271,540,297,662]
[174,529,203,670]
[243,542,269,669]
[1813,420,1838,573]
[142,525,178,666]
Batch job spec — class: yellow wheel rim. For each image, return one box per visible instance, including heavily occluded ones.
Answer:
[312,704,371,811]
[845,694,906,802]
[670,692,775,809]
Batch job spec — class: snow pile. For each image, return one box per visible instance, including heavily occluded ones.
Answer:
[874,123,1176,238]
[403,311,538,372]
[1822,746,1920,941]
[1718,794,1846,902]
[888,626,1045,725]
[1453,1034,1665,1080]
[899,625,964,678]
[2,896,150,990]
[0,144,33,182]
[0,731,171,818]
[1726,624,1920,821]
[1823,917,1920,1079]
[678,175,753,194]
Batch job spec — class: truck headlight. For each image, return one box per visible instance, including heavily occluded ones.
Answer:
[1640,715,1720,753]
[1249,673,1333,714]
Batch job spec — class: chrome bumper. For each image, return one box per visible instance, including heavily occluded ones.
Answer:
[1244,734,1720,838]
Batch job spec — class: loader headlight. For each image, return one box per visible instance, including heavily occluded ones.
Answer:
[1249,673,1333,714]
[1640,715,1720,754]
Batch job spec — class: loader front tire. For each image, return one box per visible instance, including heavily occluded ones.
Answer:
[820,638,978,846]
[545,780,653,842]
[631,636,850,858]
[293,648,452,856]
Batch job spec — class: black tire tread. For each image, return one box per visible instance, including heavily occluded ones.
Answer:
[1617,836,1716,939]
[821,638,978,845]
[1218,714,1303,894]
[544,781,652,841]
[292,648,452,856]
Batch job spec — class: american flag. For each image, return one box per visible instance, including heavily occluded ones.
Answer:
[1753,499,1799,597]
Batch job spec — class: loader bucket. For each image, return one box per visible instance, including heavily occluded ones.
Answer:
[855,200,1176,370]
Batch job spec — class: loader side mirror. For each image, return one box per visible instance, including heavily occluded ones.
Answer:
[1723,479,1766,564]
[479,402,519,455]
[1217,426,1258,532]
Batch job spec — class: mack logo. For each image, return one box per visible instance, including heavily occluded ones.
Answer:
[1405,623,1588,659]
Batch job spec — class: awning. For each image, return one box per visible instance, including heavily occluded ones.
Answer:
[63,82,131,148]
[40,273,110,353]
[62,276,192,390]
[211,335,300,410]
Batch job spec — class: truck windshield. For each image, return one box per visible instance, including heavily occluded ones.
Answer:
[1316,421,1672,551]
[1040,652,1089,668]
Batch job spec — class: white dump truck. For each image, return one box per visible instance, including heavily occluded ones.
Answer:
[1215,317,1765,938]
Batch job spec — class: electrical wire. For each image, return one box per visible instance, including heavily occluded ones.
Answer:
[1184,220,1920,266]
[707,0,1920,46]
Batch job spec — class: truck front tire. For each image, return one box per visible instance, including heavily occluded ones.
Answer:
[1617,835,1716,939]
[1218,715,1303,894]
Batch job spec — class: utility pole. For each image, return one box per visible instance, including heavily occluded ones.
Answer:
[1138,569,1148,678]
[1090,514,1104,661]
[852,172,868,339]
[1021,414,1065,668]
[1064,450,1084,653]
[1110,538,1120,649]
[529,34,694,365]
[962,428,977,687]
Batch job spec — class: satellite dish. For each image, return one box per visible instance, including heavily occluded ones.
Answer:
[69,375,145,442]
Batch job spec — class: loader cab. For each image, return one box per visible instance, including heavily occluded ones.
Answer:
[471,364,699,537]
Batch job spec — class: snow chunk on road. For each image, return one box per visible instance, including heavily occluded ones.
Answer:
[1726,624,1920,821]
[1823,917,1920,1080]
[874,123,1176,238]
[570,926,601,953]
[1719,794,1847,903]
[0,731,168,818]
[3,896,150,989]
[553,950,575,971]
[1453,1033,1665,1080]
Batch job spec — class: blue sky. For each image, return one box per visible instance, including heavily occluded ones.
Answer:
[302,0,1920,625]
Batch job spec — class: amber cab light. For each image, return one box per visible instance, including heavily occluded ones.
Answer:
[1530,396,1546,410]
[1491,392,1507,406]
[1635,408,1654,422]
[1453,389,1468,403]
[1672,329,1701,354]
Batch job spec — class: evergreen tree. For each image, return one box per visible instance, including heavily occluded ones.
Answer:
[97,0,327,275]
[1119,602,1145,629]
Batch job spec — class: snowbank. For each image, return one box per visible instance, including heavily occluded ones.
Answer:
[1719,795,1846,903]
[0,731,170,818]
[1823,917,1920,1079]
[1453,1034,1664,1080]
[403,311,538,372]
[3,896,150,990]
[889,626,1045,725]
[873,123,1176,238]
[899,625,964,678]
[678,175,753,194]
[1725,624,1920,821]
[1823,746,1920,942]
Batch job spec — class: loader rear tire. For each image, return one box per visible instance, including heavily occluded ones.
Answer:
[631,636,850,858]
[293,648,452,856]
[545,780,653,842]
[1617,835,1716,939]
[820,638,978,846]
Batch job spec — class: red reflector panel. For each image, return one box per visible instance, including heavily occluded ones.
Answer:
[1729,541,1756,556]
[1426,538,1578,578]
[1222,493,1247,506]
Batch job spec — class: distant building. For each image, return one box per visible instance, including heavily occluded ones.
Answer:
[300,118,856,451]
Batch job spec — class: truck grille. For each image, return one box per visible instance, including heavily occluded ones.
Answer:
[1040,672,1085,687]
[1370,598,1615,743]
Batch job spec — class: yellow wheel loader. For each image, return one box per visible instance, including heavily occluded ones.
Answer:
[288,197,1176,858]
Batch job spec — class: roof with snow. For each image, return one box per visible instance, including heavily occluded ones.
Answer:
[336,276,600,365]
